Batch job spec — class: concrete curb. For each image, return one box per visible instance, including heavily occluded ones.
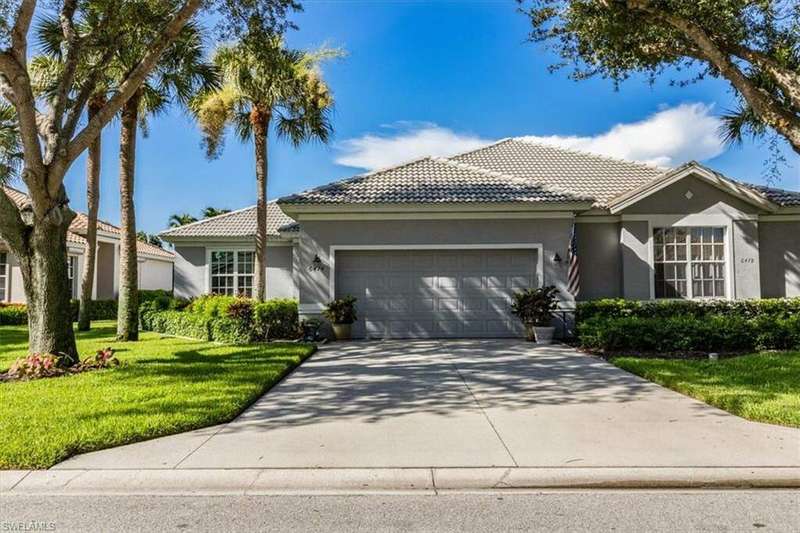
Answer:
[2,467,799,495]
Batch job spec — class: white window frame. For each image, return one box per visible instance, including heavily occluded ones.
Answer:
[206,248,255,297]
[624,214,738,300]
[652,226,727,299]
[67,254,78,299]
[0,251,8,302]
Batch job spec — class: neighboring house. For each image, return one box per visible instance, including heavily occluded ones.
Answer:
[0,187,174,304]
[161,139,800,339]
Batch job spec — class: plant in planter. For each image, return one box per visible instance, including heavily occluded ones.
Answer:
[323,296,358,340]
[510,286,560,344]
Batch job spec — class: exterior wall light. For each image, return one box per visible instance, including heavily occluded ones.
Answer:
[308,254,325,272]
[553,253,562,263]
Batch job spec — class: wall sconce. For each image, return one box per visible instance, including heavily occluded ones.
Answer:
[553,253,562,264]
[308,254,325,272]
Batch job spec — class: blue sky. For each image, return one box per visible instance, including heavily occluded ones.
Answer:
[60,1,799,234]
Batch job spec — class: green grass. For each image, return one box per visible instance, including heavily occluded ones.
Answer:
[0,321,315,469]
[612,352,800,428]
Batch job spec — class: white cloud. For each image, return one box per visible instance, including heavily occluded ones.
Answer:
[519,103,724,167]
[335,103,725,171]
[335,122,492,171]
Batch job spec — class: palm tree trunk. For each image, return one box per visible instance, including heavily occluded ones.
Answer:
[252,108,270,302]
[116,91,141,341]
[77,96,105,331]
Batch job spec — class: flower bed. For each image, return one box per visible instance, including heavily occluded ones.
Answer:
[1,348,120,382]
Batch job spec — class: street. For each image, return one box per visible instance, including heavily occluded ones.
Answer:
[2,490,798,532]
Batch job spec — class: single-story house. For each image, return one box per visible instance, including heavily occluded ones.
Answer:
[160,139,800,339]
[0,186,174,304]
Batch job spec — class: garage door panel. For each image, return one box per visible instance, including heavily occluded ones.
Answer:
[336,249,538,339]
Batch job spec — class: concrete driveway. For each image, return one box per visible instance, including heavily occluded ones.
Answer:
[55,340,800,470]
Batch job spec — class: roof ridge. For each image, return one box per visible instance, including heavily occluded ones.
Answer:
[445,137,514,160]
[434,156,534,185]
[511,137,670,173]
[437,156,594,202]
[278,157,435,203]
[159,203,267,235]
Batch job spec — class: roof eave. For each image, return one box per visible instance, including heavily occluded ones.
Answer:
[607,162,779,214]
[278,201,595,215]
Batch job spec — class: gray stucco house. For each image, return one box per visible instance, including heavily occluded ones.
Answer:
[1,186,174,304]
[160,139,800,339]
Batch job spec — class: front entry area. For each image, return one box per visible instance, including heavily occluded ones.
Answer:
[334,247,540,339]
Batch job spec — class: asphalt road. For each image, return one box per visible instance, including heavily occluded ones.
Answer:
[2,490,799,532]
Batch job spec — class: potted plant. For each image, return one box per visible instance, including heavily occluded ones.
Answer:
[510,286,560,344]
[323,295,358,340]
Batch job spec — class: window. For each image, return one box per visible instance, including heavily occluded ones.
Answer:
[654,227,725,299]
[67,256,77,298]
[0,252,7,301]
[210,250,255,297]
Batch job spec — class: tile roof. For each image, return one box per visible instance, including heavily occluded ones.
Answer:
[159,202,297,239]
[743,184,800,207]
[279,156,592,205]
[1,186,173,259]
[451,139,665,207]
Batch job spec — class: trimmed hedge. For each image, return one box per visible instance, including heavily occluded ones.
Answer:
[576,298,800,354]
[141,295,300,344]
[0,304,27,326]
[0,300,117,325]
[140,309,212,341]
[71,299,118,321]
[576,297,800,323]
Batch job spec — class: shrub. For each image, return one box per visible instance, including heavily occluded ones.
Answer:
[510,286,559,327]
[139,289,173,303]
[576,297,800,323]
[188,294,238,320]
[254,299,299,340]
[141,298,300,343]
[142,310,212,341]
[6,354,62,380]
[323,296,357,324]
[577,314,800,354]
[80,348,120,370]
[0,304,27,326]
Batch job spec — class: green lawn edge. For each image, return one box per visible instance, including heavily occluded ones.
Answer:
[611,352,800,428]
[0,322,316,469]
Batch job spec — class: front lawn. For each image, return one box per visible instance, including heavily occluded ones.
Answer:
[0,321,315,469]
[612,352,800,428]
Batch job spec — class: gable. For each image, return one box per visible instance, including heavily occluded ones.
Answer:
[620,175,765,216]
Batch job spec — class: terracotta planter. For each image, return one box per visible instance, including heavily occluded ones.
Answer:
[332,323,352,341]
[533,326,555,345]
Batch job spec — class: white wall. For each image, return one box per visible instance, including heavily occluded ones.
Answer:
[138,258,174,291]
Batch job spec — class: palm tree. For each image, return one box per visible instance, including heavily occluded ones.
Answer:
[169,213,199,227]
[116,22,218,341]
[201,206,231,218]
[193,35,339,300]
[137,231,163,247]
[0,103,22,184]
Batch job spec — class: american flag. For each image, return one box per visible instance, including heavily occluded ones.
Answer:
[567,222,580,298]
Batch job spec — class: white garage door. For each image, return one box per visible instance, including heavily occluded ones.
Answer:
[335,248,539,339]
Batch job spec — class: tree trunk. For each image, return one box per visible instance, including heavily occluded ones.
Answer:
[251,108,270,302]
[18,199,79,363]
[116,92,141,341]
[77,97,105,331]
